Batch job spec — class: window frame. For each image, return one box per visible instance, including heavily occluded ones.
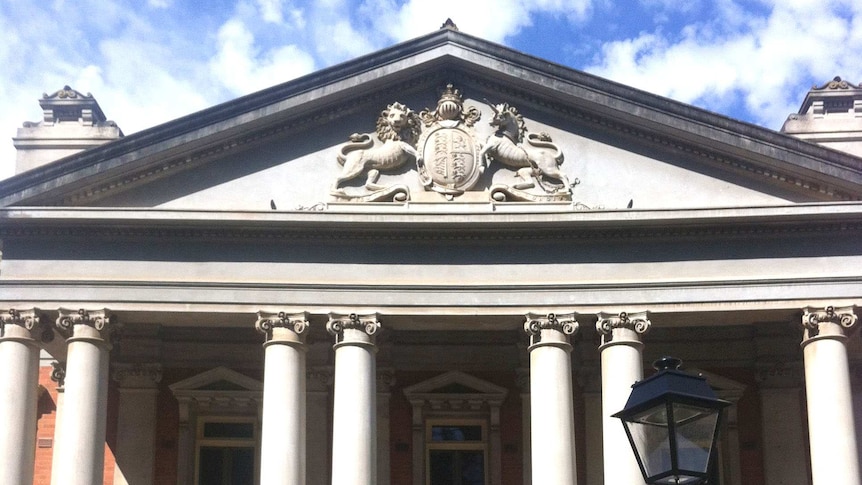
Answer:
[193,415,259,485]
[424,418,489,485]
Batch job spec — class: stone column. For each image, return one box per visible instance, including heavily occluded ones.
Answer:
[597,311,650,485]
[0,309,46,485]
[801,305,861,485]
[524,312,578,485]
[50,362,66,485]
[256,311,309,485]
[307,368,333,485]
[54,308,116,485]
[112,364,162,485]
[327,313,380,485]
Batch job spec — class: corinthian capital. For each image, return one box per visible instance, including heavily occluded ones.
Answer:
[596,311,651,335]
[524,312,579,336]
[0,308,51,342]
[802,305,858,340]
[326,313,380,340]
[596,311,650,347]
[56,308,115,333]
[255,311,309,344]
[524,312,578,349]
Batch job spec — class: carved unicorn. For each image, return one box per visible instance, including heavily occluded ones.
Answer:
[480,102,571,193]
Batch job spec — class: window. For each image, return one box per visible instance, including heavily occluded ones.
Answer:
[195,417,257,485]
[426,420,488,485]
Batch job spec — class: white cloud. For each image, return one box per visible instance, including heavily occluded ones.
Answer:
[210,18,316,95]
[257,0,286,23]
[586,0,862,128]
[363,0,592,43]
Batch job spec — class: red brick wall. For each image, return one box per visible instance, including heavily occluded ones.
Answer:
[34,364,118,485]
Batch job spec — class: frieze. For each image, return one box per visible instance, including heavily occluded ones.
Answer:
[2,219,862,242]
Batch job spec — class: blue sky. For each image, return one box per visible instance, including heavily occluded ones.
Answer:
[2,0,861,181]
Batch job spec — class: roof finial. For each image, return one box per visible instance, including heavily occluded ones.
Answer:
[440,18,459,31]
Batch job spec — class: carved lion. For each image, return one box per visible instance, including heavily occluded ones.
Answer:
[332,102,421,193]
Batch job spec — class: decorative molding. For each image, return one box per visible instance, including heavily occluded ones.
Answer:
[255,310,309,342]
[403,370,508,412]
[812,77,862,91]
[169,366,263,413]
[326,312,380,339]
[596,311,650,346]
[0,308,40,331]
[112,363,163,388]
[524,312,578,348]
[755,361,803,389]
[524,312,578,336]
[596,311,651,335]
[377,368,396,391]
[55,308,116,339]
[307,367,334,391]
[801,305,858,340]
[0,308,51,342]
[50,361,66,388]
[3,215,861,243]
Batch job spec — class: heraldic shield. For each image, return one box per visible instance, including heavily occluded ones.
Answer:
[417,84,483,197]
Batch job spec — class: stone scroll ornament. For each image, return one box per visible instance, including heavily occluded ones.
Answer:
[481,102,574,202]
[415,84,484,199]
[330,102,421,202]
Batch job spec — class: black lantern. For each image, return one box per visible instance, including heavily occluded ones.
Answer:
[612,357,731,484]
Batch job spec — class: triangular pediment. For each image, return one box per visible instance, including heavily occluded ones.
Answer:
[2,29,861,210]
[403,370,508,399]
[169,366,262,393]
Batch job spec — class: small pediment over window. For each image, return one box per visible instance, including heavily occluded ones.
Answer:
[169,366,262,393]
[404,370,508,408]
[169,367,263,412]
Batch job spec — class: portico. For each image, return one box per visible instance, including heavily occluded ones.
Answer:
[1,27,861,485]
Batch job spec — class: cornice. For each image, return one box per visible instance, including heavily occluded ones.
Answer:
[1,204,861,242]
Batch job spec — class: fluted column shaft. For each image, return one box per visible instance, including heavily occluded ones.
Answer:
[328,313,380,485]
[525,312,578,485]
[257,311,309,485]
[597,311,650,485]
[54,308,115,485]
[0,309,45,485]
[801,306,861,485]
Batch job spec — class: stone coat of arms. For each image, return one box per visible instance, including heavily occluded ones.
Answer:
[330,84,575,203]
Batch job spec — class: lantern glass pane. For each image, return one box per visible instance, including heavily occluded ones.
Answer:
[626,405,672,478]
[673,402,720,474]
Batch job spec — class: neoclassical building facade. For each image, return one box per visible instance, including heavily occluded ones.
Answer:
[1,27,861,485]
